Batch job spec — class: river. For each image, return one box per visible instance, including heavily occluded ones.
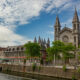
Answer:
[0,73,33,80]
[0,73,71,80]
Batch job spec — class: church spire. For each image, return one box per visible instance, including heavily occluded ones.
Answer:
[54,15,61,41]
[72,7,80,48]
[72,8,79,23]
[38,36,41,44]
[44,38,46,45]
[54,15,61,27]
[47,38,50,48]
[34,37,37,43]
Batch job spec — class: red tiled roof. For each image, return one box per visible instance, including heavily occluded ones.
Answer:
[0,47,6,51]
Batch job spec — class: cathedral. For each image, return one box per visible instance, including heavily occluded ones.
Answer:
[54,8,80,48]
[34,36,50,49]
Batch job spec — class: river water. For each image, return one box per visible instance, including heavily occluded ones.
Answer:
[0,73,33,80]
[0,73,71,80]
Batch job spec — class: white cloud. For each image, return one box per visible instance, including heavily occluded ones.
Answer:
[48,31,54,35]
[48,25,53,28]
[0,0,50,26]
[61,18,72,28]
[0,25,31,47]
[45,0,72,13]
[0,0,50,47]
[58,2,72,13]
[45,0,80,14]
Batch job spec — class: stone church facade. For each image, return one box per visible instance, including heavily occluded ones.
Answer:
[54,8,80,48]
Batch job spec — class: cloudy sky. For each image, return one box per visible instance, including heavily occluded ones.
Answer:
[0,0,80,47]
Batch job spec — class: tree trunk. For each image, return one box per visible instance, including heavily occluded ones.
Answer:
[54,54,56,65]
[23,59,26,72]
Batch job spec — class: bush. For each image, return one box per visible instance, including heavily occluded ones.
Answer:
[72,75,76,80]
[6,68,11,72]
[77,67,80,73]
[24,59,26,64]
[38,65,41,72]
[40,58,43,65]
[63,65,67,72]
[32,63,36,72]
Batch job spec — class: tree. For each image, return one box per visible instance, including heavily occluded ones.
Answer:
[47,41,64,65]
[24,42,41,76]
[62,43,75,64]
[77,45,80,62]
[46,41,75,65]
[78,52,80,60]
[24,42,41,64]
[24,42,40,57]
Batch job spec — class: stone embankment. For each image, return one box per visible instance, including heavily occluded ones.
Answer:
[0,64,80,80]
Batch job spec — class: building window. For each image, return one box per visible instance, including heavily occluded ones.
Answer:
[73,24,76,30]
[9,48,11,51]
[17,47,19,51]
[62,35,69,43]
[74,36,76,43]
[21,47,24,51]
[13,48,15,51]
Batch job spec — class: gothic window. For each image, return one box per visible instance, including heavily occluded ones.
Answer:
[77,24,79,30]
[55,28,57,32]
[74,36,76,43]
[79,24,80,30]
[62,36,69,43]
[73,24,76,30]
[77,24,79,27]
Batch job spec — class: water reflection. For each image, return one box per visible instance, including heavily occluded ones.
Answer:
[0,73,70,80]
[0,73,33,80]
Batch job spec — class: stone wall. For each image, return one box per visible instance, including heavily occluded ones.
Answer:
[0,64,80,80]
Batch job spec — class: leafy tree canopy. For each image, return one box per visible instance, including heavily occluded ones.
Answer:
[47,41,75,61]
[24,42,40,57]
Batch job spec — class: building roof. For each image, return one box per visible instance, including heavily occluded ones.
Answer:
[60,27,72,34]
[54,15,61,27]
[0,47,6,51]
[72,8,79,23]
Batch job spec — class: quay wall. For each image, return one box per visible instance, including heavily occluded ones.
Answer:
[0,64,80,80]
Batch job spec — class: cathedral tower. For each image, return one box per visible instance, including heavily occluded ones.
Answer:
[54,16,61,41]
[72,8,80,48]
